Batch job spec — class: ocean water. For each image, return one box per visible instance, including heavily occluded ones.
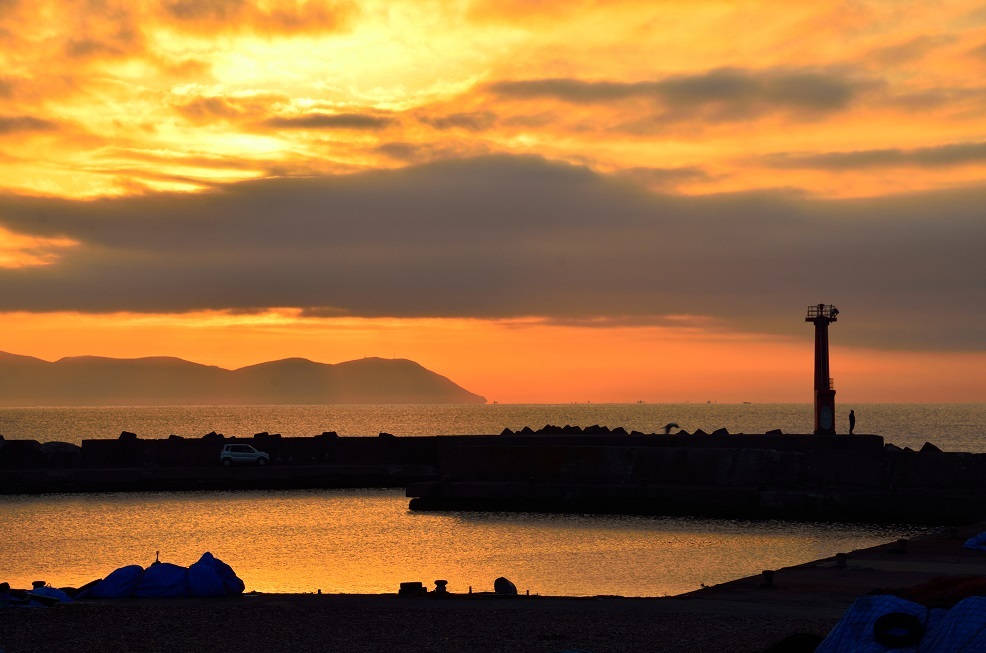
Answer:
[0,488,932,596]
[0,403,983,452]
[0,404,978,596]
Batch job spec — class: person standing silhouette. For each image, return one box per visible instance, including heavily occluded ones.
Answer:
[849,410,856,435]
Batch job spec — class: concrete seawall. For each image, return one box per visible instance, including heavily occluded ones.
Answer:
[0,432,443,493]
[1,431,984,524]
[408,434,986,524]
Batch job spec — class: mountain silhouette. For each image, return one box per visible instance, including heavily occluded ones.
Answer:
[0,352,486,406]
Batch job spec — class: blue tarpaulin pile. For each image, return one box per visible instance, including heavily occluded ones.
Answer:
[815,593,986,652]
[0,584,76,607]
[79,552,244,599]
[964,531,986,551]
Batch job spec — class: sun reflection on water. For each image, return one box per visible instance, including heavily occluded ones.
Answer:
[0,488,929,596]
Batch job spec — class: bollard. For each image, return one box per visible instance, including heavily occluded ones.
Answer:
[434,580,448,595]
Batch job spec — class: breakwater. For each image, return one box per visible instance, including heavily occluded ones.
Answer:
[1,428,984,524]
[0,431,441,493]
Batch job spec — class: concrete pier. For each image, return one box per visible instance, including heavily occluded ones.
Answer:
[2,430,985,524]
[679,519,986,617]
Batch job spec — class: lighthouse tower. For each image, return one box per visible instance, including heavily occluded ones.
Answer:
[805,304,839,435]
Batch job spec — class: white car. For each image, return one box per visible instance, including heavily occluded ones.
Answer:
[219,444,270,466]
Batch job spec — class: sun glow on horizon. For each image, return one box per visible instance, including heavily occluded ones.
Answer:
[0,311,981,404]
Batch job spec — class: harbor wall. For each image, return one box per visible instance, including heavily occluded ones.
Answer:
[0,432,444,493]
[1,431,984,523]
[407,434,986,523]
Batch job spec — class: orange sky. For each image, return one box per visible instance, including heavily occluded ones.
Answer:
[1,310,983,404]
[0,0,984,402]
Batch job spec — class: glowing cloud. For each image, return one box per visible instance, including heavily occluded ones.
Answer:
[0,226,78,268]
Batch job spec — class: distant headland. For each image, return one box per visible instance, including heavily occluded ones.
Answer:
[0,351,486,406]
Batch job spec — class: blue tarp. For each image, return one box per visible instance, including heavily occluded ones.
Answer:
[189,552,244,597]
[78,553,243,599]
[188,558,225,598]
[28,586,73,603]
[134,562,190,598]
[963,531,986,551]
[816,594,986,652]
[82,564,144,599]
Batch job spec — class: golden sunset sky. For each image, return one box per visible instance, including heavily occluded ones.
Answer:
[1,0,984,402]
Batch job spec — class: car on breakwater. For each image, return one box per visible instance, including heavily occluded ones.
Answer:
[219,443,269,466]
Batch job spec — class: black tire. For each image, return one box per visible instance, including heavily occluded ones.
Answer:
[873,612,924,648]
[222,458,232,466]
[258,457,268,466]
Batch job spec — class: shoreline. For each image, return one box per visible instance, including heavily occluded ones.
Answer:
[3,522,983,652]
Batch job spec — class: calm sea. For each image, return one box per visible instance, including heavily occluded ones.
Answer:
[0,403,983,452]
[0,404,980,596]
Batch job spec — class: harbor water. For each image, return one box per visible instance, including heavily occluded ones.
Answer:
[0,403,979,595]
[0,488,932,596]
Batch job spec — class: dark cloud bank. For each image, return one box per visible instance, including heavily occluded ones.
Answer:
[0,155,982,351]
[490,68,868,121]
[765,141,986,169]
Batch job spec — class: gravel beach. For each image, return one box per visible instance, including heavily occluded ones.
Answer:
[5,523,981,652]
[0,593,838,653]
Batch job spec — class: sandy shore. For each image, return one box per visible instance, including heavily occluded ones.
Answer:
[0,593,838,653]
[4,523,983,652]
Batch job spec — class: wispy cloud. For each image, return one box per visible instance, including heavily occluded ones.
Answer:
[172,93,289,124]
[158,0,354,35]
[615,166,714,190]
[1,1,985,198]
[262,112,395,130]
[0,77,20,98]
[763,141,986,170]
[0,115,59,134]
[860,34,956,67]
[491,68,868,119]
[418,111,497,132]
